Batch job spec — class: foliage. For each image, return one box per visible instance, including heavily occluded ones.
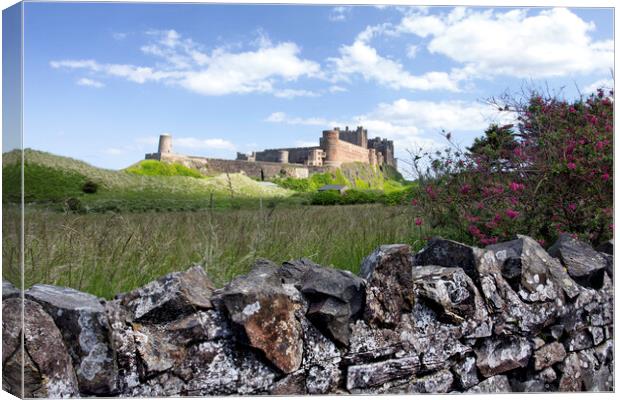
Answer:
[2,150,294,212]
[125,160,205,178]
[409,88,613,246]
[3,162,88,202]
[82,180,99,194]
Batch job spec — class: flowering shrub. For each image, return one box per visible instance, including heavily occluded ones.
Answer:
[409,89,613,246]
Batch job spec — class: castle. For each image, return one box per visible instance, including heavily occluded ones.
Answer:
[145,126,396,180]
[236,126,396,169]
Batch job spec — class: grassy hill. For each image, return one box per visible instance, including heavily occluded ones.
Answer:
[3,149,294,212]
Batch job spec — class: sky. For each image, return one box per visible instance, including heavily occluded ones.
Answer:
[11,3,615,171]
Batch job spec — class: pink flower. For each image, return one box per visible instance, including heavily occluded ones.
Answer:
[460,184,472,195]
[569,106,577,114]
[537,239,546,247]
[610,224,614,232]
[601,173,610,181]
[567,162,576,170]
[480,237,499,245]
[411,199,418,206]
[425,185,437,200]
[596,141,605,151]
[468,225,481,236]
[567,203,577,212]
[509,182,525,192]
[513,147,523,157]
[506,209,520,219]
[415,217,423,226]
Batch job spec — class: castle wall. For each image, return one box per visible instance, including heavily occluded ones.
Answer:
[252,147,320,165]
[149,152,328,180]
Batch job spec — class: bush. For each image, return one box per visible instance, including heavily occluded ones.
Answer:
[82,180,99,194]
[409,88,613,246]
[125,160,204,178]
[310,190,342,205]
[64,197,83,213]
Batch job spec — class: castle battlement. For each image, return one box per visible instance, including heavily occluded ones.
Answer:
[238,126,396,168]
[145,127,396,181]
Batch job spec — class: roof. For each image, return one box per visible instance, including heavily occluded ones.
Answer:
[318,184,349,191]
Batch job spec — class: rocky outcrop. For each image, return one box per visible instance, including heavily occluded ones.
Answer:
[2,234,614,396]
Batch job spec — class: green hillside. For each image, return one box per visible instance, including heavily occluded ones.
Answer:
[2,149,294,212]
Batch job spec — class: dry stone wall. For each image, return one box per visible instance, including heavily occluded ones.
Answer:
[1,234,614,397]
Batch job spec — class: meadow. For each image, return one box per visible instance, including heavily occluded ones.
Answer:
[2,203,456,299]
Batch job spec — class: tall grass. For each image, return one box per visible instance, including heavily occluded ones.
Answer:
[2,204,462,299]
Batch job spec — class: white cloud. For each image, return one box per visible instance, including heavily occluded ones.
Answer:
[51,30,320,97]
[328,40,460,92]
[295,140,319,147]
[175,137,236,151]
[328,85,347,93]
[112,32,128,41]
[329,7,351,22]
[273,89,320,99]
[265,99,512,155]
[583,78,614,95]
[406,45,418,59]
[265,112,330,126]
[76,77,104,88]
[104,147,124,155]
[399,8,613,79]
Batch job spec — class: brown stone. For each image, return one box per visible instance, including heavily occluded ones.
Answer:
[534,342,567,370]
[219,265,304,374]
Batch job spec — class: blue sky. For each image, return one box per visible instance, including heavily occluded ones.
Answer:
[14,3,615,171]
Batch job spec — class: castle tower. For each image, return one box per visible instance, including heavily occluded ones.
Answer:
[320,129,342,167]
[278,150,289,164]
[368,148,377,166]
[158,133,172,154]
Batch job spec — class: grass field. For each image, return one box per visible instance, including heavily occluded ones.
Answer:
[2,204,464,299]
[3,149,296,212]
[2,149,433,298]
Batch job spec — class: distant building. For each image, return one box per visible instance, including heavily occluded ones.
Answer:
[145,127,397,181]
[318,184,349,194]
[236,126,397,169]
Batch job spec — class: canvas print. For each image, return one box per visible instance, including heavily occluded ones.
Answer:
[1,1,614,397]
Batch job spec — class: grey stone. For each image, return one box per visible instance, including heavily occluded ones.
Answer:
[409,369,454,393]
[467,375,512,393]
[2,298,79,398]
[346,356,420,391]
[361,244,414,327]
[558,352,583,391]
[452,355,479,389]
[534,342,566,370]
[564,329,593,352]
[270,371,306,395]
[414,237,479,283]
[595,239,613,255]
[549,233,608,288]
[2,280,20,300]
[118,265,215,323]
[488,235,576,302]
[300,317,341,394]
[474,336,532,377]
[25,284,117,395]
[538,367,557,383]
[289,262,365,346]
[180,339,277,396]
[411,265,490,336]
